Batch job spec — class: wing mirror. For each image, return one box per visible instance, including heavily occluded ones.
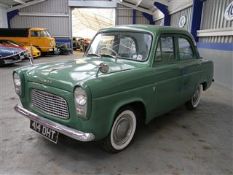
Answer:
[96,63,109,77]
[28,45,34,65]
[28,55,34,65]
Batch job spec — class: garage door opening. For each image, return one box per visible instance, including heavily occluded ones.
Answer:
[72,8,115,52]
[72,8,115,51]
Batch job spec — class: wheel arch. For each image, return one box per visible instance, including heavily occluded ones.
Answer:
[109,98,147,129]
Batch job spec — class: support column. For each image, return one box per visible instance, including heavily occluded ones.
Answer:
[191,0,204,41]
[7,10,19,28]
[154,2,170,26]
[132,9,136,24]
[142,12,155,24]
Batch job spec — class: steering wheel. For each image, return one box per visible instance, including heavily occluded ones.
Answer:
[99,47,119,58]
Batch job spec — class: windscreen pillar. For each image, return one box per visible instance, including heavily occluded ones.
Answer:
[154,2,170,26]
[191,0,204,42]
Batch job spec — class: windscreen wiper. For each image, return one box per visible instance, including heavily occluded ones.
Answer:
[86,53,101,57]
[100,54,115,58]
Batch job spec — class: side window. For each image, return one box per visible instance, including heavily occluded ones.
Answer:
[178,38,194,60]
[31,31,39,37]
[156,36,175,62]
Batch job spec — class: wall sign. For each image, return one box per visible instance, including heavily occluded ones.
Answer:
[224,1,233,21]
[178,15,186,28]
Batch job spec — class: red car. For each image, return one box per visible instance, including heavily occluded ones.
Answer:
[0,40,30,65]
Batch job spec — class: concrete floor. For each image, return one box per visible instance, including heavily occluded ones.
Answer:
[0,54,232,175]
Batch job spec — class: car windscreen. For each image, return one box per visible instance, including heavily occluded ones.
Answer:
[31,30,51,37]
[86,32,152,62]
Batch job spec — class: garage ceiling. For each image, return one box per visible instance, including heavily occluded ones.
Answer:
[0,0,175,14]
[0,0,46,12]
[0,0,27,6]
[119,0,172,14]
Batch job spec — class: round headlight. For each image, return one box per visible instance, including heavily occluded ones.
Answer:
[74,87,88,118]
[13,73,21,95]
[75,88,87,106]
[75,94,87,106]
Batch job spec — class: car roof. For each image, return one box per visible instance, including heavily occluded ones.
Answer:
[99,25,190,36]
[30,28,47,31]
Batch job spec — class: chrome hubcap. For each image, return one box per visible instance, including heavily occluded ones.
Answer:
[113,116,132,145]
[111,110,136,150]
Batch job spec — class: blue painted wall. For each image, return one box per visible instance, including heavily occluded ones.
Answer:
[197,43,233,52]
[55,37,72,48]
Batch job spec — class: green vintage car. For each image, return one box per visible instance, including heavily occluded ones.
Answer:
[13,25,214,152]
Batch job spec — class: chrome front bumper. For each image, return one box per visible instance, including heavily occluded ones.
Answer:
[14,104,95,142]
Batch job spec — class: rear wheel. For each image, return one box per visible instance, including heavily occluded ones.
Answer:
[186,84,202,110]
[102,108,137,153]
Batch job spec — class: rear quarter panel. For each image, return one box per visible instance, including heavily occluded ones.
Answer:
[200,59,214,90]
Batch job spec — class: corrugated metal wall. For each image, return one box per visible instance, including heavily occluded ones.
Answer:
[73,0,111,1]
[116,4,149,25]
[155,18,164,26]
[20,0,69,13]
[201,0,232,30]
[199,35,233,43]
[116,4,132,25]
[170,6,192,31]
[198,0,233,89]
[200,0,233,43]
[11,0,71,37]
[11,16,69,37]
[136,11,150,24]
[0,5,7,28]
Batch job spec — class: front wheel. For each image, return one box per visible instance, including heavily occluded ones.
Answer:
[186,84,202,110]
[101,108,137,153]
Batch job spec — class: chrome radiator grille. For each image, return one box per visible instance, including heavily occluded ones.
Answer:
[31,89,69,119]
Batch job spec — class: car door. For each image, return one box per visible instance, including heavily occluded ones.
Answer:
[152,35,183,116]
[176,35,202,102]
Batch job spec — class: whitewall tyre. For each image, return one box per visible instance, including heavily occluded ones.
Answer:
[102,108,137,153]
[186,84,202,110]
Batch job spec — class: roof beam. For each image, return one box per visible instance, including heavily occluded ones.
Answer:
[13,0,26,5]
[18,12,69,17]
[120,2,154,15]
[7,0,46,12]
[155,0,169,6]
[68,0,117,8]
[136,0,142,7]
